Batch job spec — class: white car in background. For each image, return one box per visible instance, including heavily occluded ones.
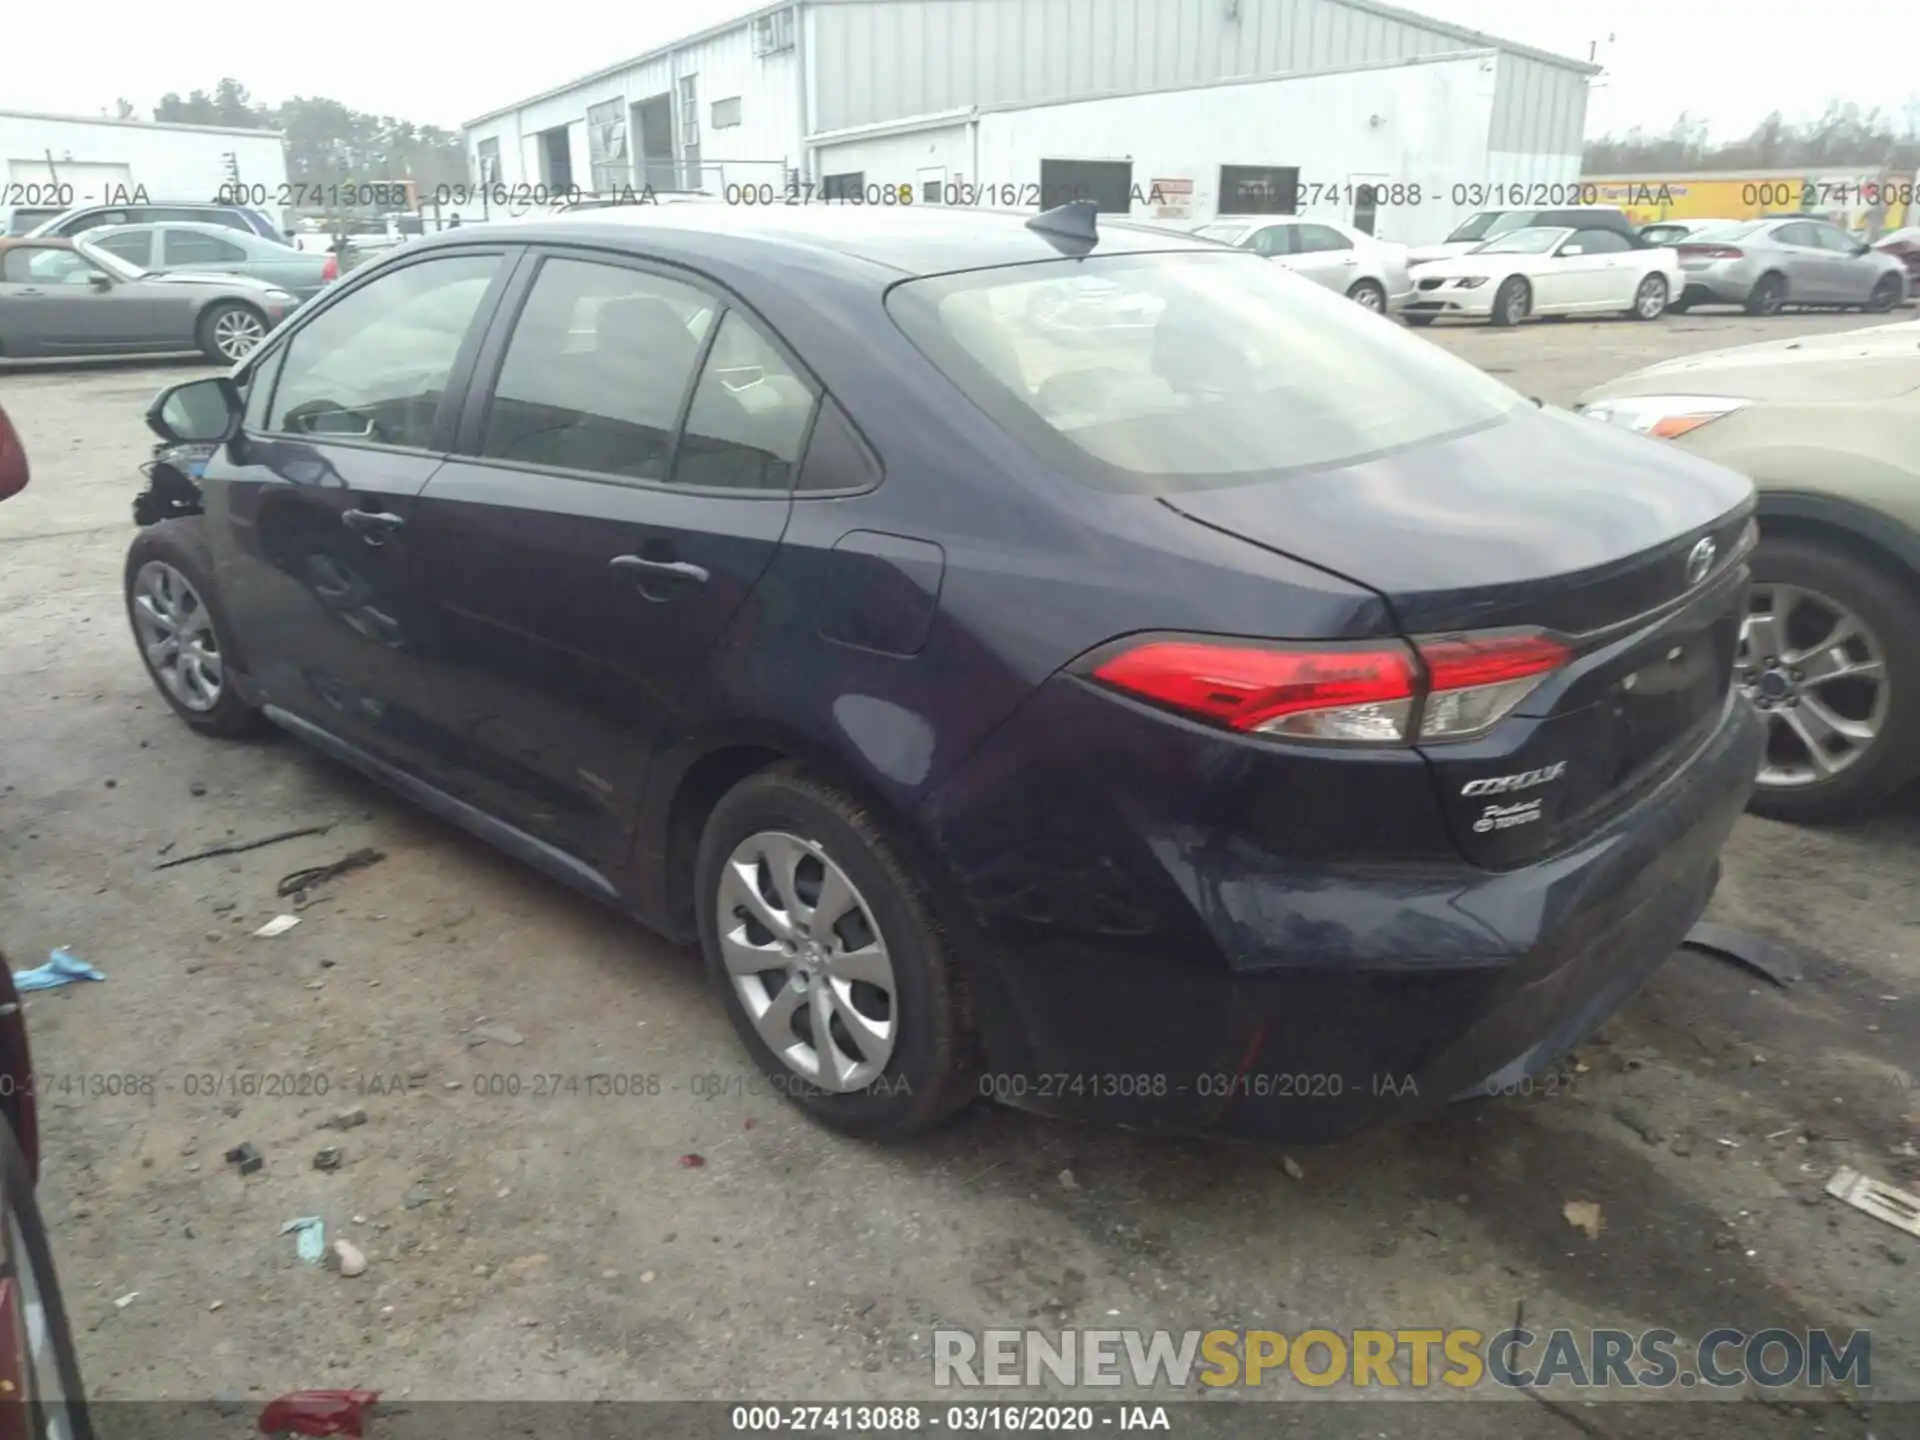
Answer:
[1191,215,1412,315]
[1404,225,1685,327]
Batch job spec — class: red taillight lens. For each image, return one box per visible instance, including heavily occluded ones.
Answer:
[1679,245,1743,261]
[1089,631,1570,745]
[321,253,340,282]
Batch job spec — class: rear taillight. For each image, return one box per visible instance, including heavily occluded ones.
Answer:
[1679,245,1744,261]
[1088,631,1570,746]
[321,253,340,283]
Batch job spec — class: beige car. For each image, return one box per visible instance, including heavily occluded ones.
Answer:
[1576,320,1920,821]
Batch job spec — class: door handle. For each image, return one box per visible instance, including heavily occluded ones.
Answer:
[341,509,406,545]
[610,554,710,595]
[1341,256,1358,265]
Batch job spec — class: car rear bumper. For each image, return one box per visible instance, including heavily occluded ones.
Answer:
[917,680,1763,1142]
[1676,258,1760,304]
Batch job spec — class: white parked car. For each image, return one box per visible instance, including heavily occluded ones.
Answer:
[1191,215,1413,315]
[1404,225,1685,327]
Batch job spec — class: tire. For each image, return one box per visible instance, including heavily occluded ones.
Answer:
[125,520,265,739]
[1489,277,1530,327]
[1866,273,1902,314]
[196,301,268,363]
[1741,534,1920,823]
[1743,272,1787,316]
[695,763,977,1140]
[1629,274,1669,320]
[1346,279,1386,313]
[1404,314,1434,327]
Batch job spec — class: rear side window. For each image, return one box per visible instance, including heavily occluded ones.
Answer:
[675,311,818,490]
[1249,225,1293,257]
[90,231,152,265]
[1295,223,1351,254]
[888,251,1525,494]
[268,254,501,447]
[163,230,247,264]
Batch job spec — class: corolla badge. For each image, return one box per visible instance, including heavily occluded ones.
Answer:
[1460,761,1567,797]
[1686,537,1716,587]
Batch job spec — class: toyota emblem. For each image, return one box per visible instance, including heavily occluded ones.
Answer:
[1686,537,1716,587]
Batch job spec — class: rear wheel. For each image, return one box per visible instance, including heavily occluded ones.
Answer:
[1739,535,1920,822]
[695,764,976,1140]
[1866,273,1902,313]
[1744,272,1787,316]
[125,521,264,738]
[1489,277,1530,327]
[1404,314,1434,327]
[197,302,267,363]
[1629,274,1669,320]
[1346,279,1386,313]
[1667,295,1693,314]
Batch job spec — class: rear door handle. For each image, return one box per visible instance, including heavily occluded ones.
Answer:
[342,509,406,545]
[610,554,710,593]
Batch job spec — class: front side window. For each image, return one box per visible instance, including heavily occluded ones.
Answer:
[1564,229,1629,254]
[268,254,501,448]
[89,231,153,266]
[2,247,92,284]
[1476,227,1569,256]
[482,258,713,480]
[163,230,247,265]
[888,250,1526,493]
[1773,223,1819,247]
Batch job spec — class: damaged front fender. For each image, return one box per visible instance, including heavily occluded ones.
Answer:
[131,444,215,526]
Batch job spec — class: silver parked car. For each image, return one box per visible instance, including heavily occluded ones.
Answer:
[1192,215,1411,314]
[1638,218,1739,246]
[85,222,334,302]
[1671,217,1908,315]
[0,235,297,362]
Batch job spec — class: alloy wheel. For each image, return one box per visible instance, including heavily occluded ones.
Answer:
[130,560,224,712]
[1635,277,1667,318]
[717,830,897,1092]
[212,308,266,361]
[1352,284,1384,312]
[1738,582,1889,789]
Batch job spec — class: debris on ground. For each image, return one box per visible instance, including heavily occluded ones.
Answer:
[11,947,106,992]
[313,1146,343,1172]
[113,1292,138,1309]
[277,847,386,898]
[331,1238,368,1277]
[153,824,333,872]
[281,1216,327,1265]
[256,1388,380,1438]
[402,1186,433,1209]
[1057,1168,1080,1191]
[1680,921,1808,987]
[678,1153,707,1169]
[1280,1155,1306,1181]
[326,1108,368,1131]
[225,1142,265,1176]
[254,915,302,938]
[467,1022,525,1048]
[1826,1166,1920,1238]
[1562,1200,1604,1240]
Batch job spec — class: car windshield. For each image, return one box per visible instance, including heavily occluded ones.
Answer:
[1194,223,1252,245]
[1472,227,1571,255]
[71,237,146,280]
[1688,221,1766,242]
[1445,210,1535,243]
[886,250,1527,494]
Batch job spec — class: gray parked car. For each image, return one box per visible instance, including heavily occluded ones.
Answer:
[1671,217,1908,315]
[1639,218,1738,246]
[1192,215,1412,314]
[27,201,290,246]
[85,222,334,302]
[0,235,297,362]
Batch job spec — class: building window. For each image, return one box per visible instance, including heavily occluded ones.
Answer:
[1038,159,1133,213]
[586,99,630,194]
[822,172,864,202]
[678,76,699,149]
[476,138,502,185]
[753,9,795,56]
[1218,165,1299,215]
[712,97,743,130]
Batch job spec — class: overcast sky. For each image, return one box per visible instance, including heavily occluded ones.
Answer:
[8,0,1912,141]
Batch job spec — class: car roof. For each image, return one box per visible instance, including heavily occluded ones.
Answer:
[92,219,257,238]
[403,203,1225,281]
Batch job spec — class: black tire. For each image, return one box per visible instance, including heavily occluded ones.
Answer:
[1489,276,1529,327]
[1346,279,1386,313]
[1866,273,1902,314]
[1744,272,1787,316]
[1629,274,1669,320]
[195,301,267,364]
[695,763,977,1140]
[1744,534,1920,823]
[124,520,265,739]
[1404,314,1434,327]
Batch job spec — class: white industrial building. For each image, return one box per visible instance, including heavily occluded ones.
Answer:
[462,0,1596,244]
[0,110,289,221]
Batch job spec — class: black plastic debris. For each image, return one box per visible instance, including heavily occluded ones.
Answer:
[225,1142,265,1176]
[1681,921,1807,987]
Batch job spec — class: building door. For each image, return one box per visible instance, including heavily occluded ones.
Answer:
[1038,159,1132,213]
[538,127,573,191]
[917,166,947,205]
[1348,173,1390,235]
[1218,165,1298,216]
[632,95,675,191]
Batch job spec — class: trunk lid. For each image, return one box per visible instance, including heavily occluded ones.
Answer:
[1162,405,1755,867]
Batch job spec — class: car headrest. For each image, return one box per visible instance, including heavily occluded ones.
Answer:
[595,294,698,378]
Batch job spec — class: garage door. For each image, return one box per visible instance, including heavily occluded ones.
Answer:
[4,160,133,209]
[1039,159,1133,214]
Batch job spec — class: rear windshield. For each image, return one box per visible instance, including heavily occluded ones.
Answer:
[1445,210,1535,243]
[1474,227,1570,255]
[885,251,1526,494]
[1193,223,1251,245]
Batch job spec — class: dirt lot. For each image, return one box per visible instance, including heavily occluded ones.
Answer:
[1,310,1916,1436]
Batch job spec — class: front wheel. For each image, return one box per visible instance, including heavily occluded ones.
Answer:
[197,302,267,363]
[1346,279,1386,313]
[695,764,977,1139]
[1866,273,1902,314]
[1738,535,1920,822]
[1744,273,1787,317]
[1630,274,1669,320]
[125,521,264,738]
[1489,277,1530,327]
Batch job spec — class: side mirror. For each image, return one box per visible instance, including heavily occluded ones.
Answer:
[145,376,243,445]
[88,271,112,291]
[1856,242,1873,257]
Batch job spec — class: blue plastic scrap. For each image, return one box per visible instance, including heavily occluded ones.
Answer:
[281,1216,326,1265]
[12,948,106,992]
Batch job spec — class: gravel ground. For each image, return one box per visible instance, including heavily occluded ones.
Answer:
[0,309,1915,1437]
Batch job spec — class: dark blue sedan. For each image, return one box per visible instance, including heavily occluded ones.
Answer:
[127,202,1764,1142]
